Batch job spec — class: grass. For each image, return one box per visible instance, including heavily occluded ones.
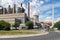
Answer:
[0,30,39,35]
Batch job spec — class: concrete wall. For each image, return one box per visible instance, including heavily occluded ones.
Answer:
[0,13,25,24]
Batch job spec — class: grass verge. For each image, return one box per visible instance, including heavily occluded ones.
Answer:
[0,30,39,35]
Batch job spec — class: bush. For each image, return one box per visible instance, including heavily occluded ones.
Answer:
[36,23,42,28]
[54,21,60,30]
[25,21,33,29]
[0,20,11,30]
[13,23,19,30]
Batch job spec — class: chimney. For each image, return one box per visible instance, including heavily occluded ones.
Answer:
[21,3,22,7]
[28,2,30,18]
[8,5,10,14]
[13,4,16,14]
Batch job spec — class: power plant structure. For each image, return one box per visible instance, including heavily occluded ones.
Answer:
[33,11,39,26]
[0,2,30,26]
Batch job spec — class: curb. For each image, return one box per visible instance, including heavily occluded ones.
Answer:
[0,32,49,38]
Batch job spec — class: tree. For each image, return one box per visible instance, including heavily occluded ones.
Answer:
[25,21,33,29]
[36,23,42,28]
[13,23,19,30]
[0,20,11,30]
[54,21,60,30]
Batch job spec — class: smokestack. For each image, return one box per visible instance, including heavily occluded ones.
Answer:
[52,5,54,27]
[21,3,22,7]
[28,2,30,18]
[13,4,16,14]
[8,5,10,14]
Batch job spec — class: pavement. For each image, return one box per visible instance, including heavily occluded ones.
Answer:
[0,32,60,40]
[0,31,49,38]
[55,30,60,32]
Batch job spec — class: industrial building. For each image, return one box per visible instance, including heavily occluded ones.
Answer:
[0,3,30,26]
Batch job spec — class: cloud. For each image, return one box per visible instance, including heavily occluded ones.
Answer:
[1,0,13,7]
[55,17,60,22]
[1,0,24,7]
[30,0,44,17]
[40,2,60,12]
[55,3,60,7]
[39,2,60,22]
[44,16,52,22]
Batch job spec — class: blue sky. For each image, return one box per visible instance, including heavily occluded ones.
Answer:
[0,0,60,22]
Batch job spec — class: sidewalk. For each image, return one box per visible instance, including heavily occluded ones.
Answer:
[0,31,49,38]
[55,30,60,33]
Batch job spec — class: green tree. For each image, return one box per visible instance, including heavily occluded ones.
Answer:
[36,23,42,28]
[0,20,11,30]
[54,21,60,30]
[13,23,19,30]
[25,21,33,29]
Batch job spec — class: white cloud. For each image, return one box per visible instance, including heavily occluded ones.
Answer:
[40,4,52,12]
[1,0,13,7]
[44,16,52,22]
[40,2,60,12]
[55,3,60,7]
[2,0,13,4]
[40,1,44,4]
[55,17,60,22]
[46,17,52,19]
[1,0,24,8]
[30,0,44,17]
[45,10,52,15]
[23,4,27,10]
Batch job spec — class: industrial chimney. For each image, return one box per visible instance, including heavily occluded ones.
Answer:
[13,4,16,13]
[28,2,30,18]
[21,3,22,7]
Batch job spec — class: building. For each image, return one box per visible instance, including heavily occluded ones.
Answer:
[0,3,29,26]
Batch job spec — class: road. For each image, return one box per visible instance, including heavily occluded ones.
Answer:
[0,32,60,40]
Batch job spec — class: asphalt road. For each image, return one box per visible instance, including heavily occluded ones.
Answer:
[0,32,60,40]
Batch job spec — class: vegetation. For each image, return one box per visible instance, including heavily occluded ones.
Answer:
[13,23,20,30]
[0,20,11,30]
[25,21,33,29]
[36,23,42,28]
[0,30,38,35]
[54,21,60,30]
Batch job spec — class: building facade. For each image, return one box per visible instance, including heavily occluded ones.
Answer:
[0,4,28,25]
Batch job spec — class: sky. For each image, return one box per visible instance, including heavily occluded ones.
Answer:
[0,0,60,22]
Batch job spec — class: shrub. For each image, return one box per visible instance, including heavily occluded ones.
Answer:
[54,21,60,30]
[13,23,19,30]
[25,21,33,29]
[0,20,11,30]
[36,23,42,29]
